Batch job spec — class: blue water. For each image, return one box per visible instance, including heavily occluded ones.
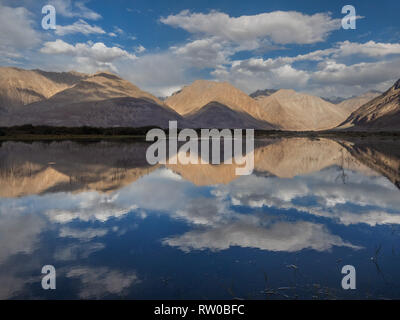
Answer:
[0,138,400,299]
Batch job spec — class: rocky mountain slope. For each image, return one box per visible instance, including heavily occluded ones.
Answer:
[339,79,400,131]
[0,67,87,109]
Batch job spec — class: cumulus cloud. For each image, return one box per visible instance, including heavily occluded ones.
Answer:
[312,58,400,86]
[0,3,41,63]
[333,40,400,58]
[55,19,106,36]
[172,37,231,68]
[40,40,136,72]
[211,40,400,96]
[161,10,340,45]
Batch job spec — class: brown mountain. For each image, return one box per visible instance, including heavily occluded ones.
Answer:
[338,79,400,131]
[165,80,275,128]
[41,71,163,106]
[0,67,88,109]
[337,91,381,114]
[0,70,184,128]
[256,89,347,131]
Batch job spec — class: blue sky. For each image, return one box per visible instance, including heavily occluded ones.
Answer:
[1,0,399,97]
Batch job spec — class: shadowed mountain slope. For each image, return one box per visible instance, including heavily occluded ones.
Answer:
[338,79,400,131]
[185,101,272,129]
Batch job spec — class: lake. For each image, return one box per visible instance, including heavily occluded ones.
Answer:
[1,137,400,299]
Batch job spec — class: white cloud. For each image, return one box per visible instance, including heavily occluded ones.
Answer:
[210,40,400,95]
[161,10,340,45]
[335,40,400,58]
[172,37,231,68]
[40,40,136,73]
[0,3,41,63]
[117,52,189,96]
[113,26,124,35]
[312,58,400,87]
[134,45,146,54]
[55,19,106,36]
[49,0,101,20]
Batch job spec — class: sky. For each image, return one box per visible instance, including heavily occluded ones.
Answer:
[1,0,400,98]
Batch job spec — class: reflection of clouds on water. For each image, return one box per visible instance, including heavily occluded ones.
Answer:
[66,266,139,299]
[45,192,137,223]
[0,156,399,280]
[54,243,105,261]
[0,208,47,264]
[215,167,400,226]
[0,273,28,300]
[163,219,361,253]
[59,227,108,241]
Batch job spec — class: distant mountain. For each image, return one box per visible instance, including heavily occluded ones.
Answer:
[256,89,347,131]
[165,80,275,128]
[321,96,347,104]
[336,91,381,114]
[36,71,163,106]
[0,69,183,128]
[185,101,271,129]
[249,89,277,99]
[0,67,87,109]
[338,79,400,131]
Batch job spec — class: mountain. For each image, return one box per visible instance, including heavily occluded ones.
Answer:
[4,97,184,127]
[40,71,163,106]
[249,89,277,99]
[337,91,381,114]
[339,79,400,131]
[165,80,275,128]
[0,70,184,128]
[0,67,87,109]
[256,89,347,131]
[321,96,347,104]
[185,101,271,129]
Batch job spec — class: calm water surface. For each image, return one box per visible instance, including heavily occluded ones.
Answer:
[1,137,400,299]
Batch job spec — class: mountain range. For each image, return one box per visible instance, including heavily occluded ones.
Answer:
[0,66,399,131]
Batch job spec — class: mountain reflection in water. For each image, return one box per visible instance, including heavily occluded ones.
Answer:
[0,137,400,299]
